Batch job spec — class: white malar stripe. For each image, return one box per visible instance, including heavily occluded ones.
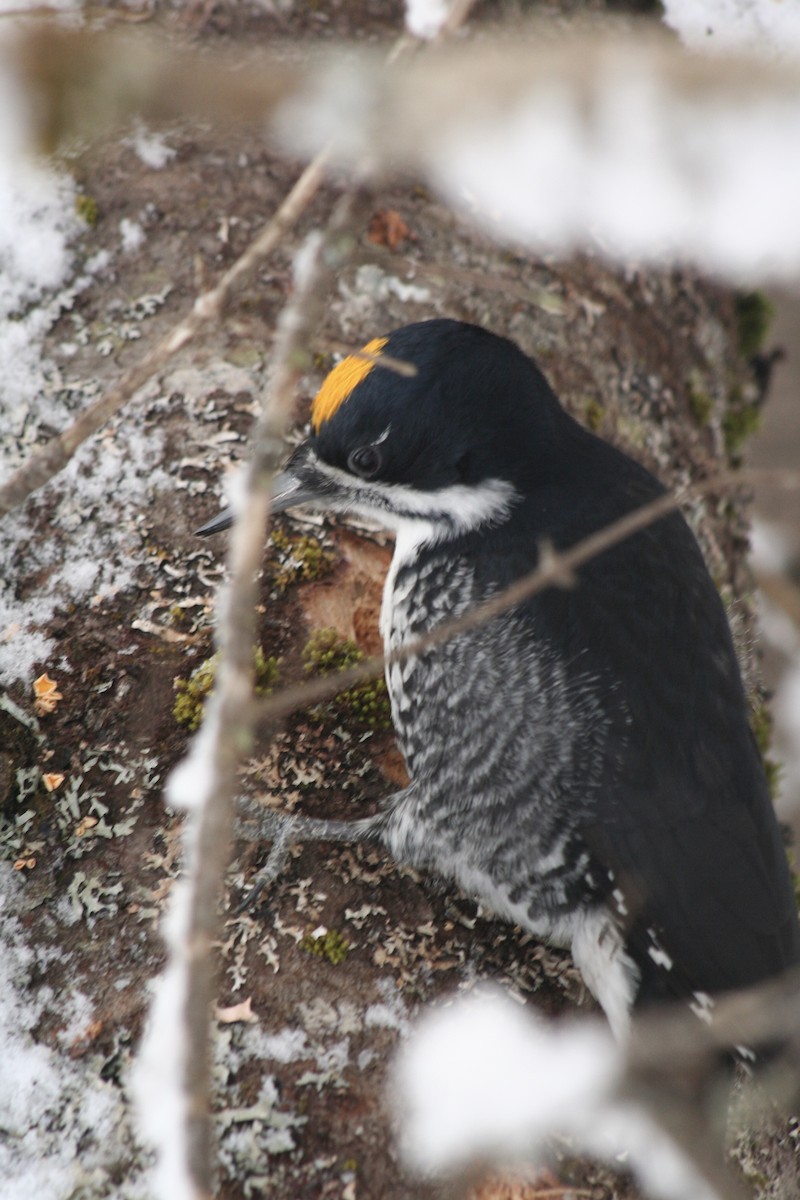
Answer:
[384,477,517,532]
[305,449,518,534]
[375,479,516,646]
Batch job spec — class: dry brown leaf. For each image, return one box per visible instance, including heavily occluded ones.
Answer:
[33,672,64,715]
[42,772,65,792]
[367,208,414,251]
[216,997,257,1024]
[68,1019,105,1058]
[131,617,197,644]
[468,1168,590,1200]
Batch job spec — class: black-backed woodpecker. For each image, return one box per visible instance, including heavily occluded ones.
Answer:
[198,319,800,1037]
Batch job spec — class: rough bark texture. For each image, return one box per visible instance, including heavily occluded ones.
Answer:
[1,6,796,1200]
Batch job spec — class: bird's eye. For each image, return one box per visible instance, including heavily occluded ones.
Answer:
[347,444,383,479]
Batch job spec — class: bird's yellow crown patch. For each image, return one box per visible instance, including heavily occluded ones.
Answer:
[311,337,388,431]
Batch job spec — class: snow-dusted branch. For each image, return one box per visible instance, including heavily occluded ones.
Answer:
[133,184,375,1200]
[394,982,795,1200]
[4,5,796,1198]
[280,30,800,280]
[129,8,478,1195]
[3,11,800,519]
[395,971,800,1200]
[11,18,800,282]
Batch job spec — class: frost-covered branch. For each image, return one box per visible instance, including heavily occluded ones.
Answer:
[4,11,800,517]
[10,19,800,282]
[132,184,374,1200]
[3,5,797,1198]
[394,976,800,1200]
[129,7,477,1194]
[279,30,800,280]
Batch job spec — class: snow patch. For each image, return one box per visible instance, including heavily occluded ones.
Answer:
[405,0,449,40]
[132,879,195,1200]
[0,865,141,1200]
[430,68,800,280]
[663,0,800,56]
[0,63,80,414]
[120,218,145,252]
[395,988,719,1200]
[0,403,171,682]
[365,983,411,1035]
[0,43,180,685]
[129,122,176,170]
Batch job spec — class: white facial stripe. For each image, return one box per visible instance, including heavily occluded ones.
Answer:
[304,449,518,537]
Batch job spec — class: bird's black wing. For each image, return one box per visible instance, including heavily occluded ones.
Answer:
[526,500,800,1005]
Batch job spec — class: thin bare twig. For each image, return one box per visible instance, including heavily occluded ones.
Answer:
[341,346,418,377]
[250,466,800,726]
[438,0,482,40]
[180,184,375,1195]
[628,967,800,1072]
[173,6,480,1193]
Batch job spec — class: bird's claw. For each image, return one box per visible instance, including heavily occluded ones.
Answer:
[234,799,298,910]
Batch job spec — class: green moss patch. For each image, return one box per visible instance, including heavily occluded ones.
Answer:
[750,700,782,801]
[301,628,391,732]
[75,193,99,226]
[299,928,350,965]
[735,290,774,361]
[687,370,714,427]
[268,527,335,592]
[723,396,761,457]
[174,648,280,731]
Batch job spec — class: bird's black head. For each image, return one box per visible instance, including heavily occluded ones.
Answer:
[281,319,577,535]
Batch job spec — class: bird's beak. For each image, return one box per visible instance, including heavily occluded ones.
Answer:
[195,463,320,537]
[195,507,235,536]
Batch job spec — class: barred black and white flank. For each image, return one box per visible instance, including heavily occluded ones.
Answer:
[199,319,800,1038]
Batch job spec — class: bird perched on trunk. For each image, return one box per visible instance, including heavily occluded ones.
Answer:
[198,319,799,1038]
